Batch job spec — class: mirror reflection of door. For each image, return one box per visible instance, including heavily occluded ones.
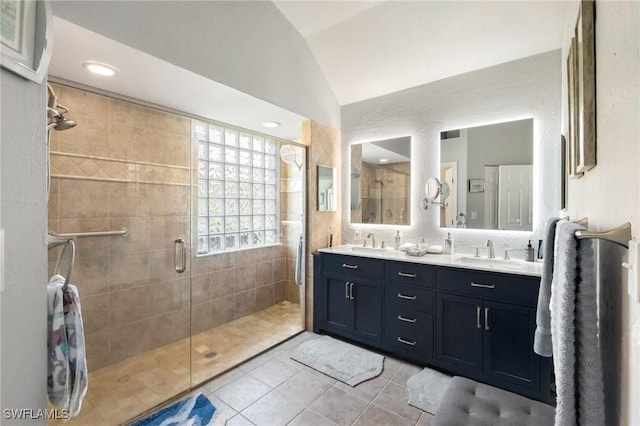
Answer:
[440,162,457,227]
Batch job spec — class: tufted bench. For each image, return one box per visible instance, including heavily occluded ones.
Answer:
[433,377,555,426]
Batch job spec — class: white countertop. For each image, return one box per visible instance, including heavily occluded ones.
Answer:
[318,244,543,277]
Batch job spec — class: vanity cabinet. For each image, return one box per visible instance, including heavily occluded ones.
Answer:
[319,255,384,344]
[313,252,551,402]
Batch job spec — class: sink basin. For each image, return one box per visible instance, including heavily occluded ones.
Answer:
[350,246,391,254]
[456,256,524,270]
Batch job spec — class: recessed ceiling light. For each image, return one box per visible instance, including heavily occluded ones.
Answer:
[82,61,119,76]
[379,158,389,163]
[261,121,281,128]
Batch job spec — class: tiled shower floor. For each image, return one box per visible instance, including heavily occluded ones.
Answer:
[49,301,302,426]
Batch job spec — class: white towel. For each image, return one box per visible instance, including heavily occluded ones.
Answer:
[47,275,88,418]
[551,222,605,426]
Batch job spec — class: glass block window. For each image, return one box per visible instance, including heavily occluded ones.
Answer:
[193,120,279,255]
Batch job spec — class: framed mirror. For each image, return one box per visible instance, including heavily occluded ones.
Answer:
[317,165,337,211]
[350,136,411,225]
[440,118,533,230]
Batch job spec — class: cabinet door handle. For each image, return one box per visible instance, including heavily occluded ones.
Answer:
[398,272,417,278]
[342,263,359,269]
[397,315,416,323]
[397,337,416,346]
[470,282,495,289]
[345,282,350,299]
[397,293,416,301]
[476,306,481,329]
[349,282,354,300]
[485,308,490,330]
[174,239,186,273]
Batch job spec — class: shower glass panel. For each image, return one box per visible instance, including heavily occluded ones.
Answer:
[189,121,306,387]
[47,83,192,426]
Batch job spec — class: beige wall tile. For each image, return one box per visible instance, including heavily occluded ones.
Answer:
[150,130,188,167]
[254,248,272,263]
[191,301,213,334]
[274,281,286,303]
[109,286,151,328]
[109,217,150,254]
[150,184,189,216]
[109,319,151,363]
[48,126,61,151]
[210,268,235,299]
[235,265,255,293]
[109,99,149,130]
[235,289,256,319]
[110,252,150,290]
[85,331,110,370]
[109,123,150,163]
[208,252,235,271]
[59,179,110,218]
[149,249,180,283]
[109,182,150,217]
[72,255,109,296]
[149,216,188,249]
[149,309,190,349]
[149,109,190,136]
[48,178,60,220]
[191,274,210,304]
[256,285,274,311]
[255,261,274,287]
[60,218,110,258]
[82,294,109,334]
[211,296,235,327]
[273,258,286,282]
[59,85,110,120]
[59,115,110,157]
[150,278,185,316]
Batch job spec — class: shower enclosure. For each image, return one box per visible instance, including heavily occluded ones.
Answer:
[46,82,306,425]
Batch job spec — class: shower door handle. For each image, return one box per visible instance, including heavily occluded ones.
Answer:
[174,238,186,273]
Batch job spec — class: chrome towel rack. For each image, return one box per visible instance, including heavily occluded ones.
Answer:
[575,222,632,249]
[48,228,129,239]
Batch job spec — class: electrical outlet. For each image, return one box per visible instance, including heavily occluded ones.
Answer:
[354,228,361,240]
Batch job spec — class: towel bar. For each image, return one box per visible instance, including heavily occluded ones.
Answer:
[575,222,632,249]
[48,228,129,239]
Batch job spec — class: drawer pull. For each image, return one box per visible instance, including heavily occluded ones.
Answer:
[342,263,359,269]
[470,282,495,289]
[477,306,481,329]
[485,307,490,330]
[397,293,416,301]
[397,337,416,346]
[398,272,417,278]
[397,315,416,323]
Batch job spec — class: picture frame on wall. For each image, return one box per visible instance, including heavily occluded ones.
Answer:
[566,36,583,179]
[561,134,568,209]
[468,179,484,193]
[0,0,52,83]
[575,0,596,172]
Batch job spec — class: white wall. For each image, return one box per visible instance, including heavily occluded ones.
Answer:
[341,50,561,255]
[0,71,48,424]
[560,2,640,424]
[50,1,340,129]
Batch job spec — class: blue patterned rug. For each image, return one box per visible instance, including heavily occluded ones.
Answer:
[131,393,216,426]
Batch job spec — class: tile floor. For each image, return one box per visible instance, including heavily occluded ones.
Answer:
[195,332,434,426]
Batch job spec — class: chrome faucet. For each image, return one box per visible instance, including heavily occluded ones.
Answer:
[367,232,376,248]
[486,239,495,259]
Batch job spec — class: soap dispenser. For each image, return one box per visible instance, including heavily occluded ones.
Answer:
[394,231,402,250]
[525,240,535,262]
[444,233,454,254]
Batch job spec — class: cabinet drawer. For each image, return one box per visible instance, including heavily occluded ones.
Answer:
[384,305,433,357]
[324,254,384,279]
[385,282,434,313]
[436,268,540,306]
[385,261,434,287]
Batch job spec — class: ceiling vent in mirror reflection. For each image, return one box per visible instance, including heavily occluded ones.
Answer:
[350,136,411,226]
[439,118,533,231]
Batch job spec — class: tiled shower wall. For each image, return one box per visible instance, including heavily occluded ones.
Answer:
[48,83,294,370]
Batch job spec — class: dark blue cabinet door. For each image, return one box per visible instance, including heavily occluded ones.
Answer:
[483,300,540,391]
[326,277,353,332]
[352,279,383,341]
[436,293,483,372]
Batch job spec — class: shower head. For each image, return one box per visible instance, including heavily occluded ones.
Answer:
[48,115,77,131]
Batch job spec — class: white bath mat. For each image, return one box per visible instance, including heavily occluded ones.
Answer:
[290,335,384,386]
[407,367,453,414]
